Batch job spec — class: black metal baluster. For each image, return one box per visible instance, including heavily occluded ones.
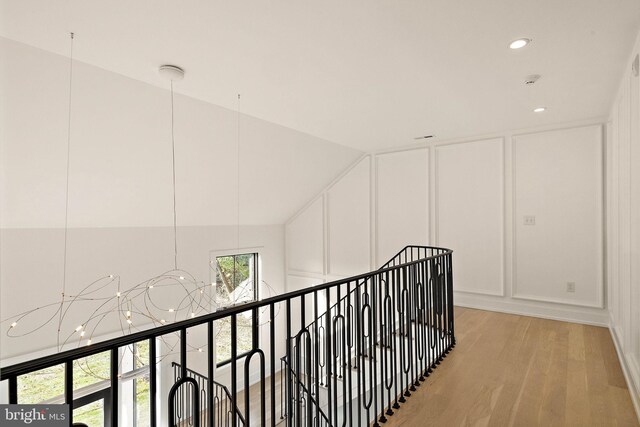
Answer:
[410,265,418,390]
[297,295,305,424]
[372,274,380,427]
[207,323,214,427]
[325,288,333,427]
[362,289,373,424]
[444,254,450,350]
[405,266,415,394]
[397,268,406,404]
[280,358,284,421]
[244,349,266,427]
[449,253,456,348]
[313,290,320,425]
[294,330,312,427]
[401,287,411,399]
[418,261,427,380]
[111,347,119,427]
[270,304,276,427]
[332,314,347,426]
[384,276,394,417]
[346,281,353,426]
[436,262,443,364]
[149,337,157,427]
[231,316,238,427]
[285,301,292,427]
[8,376,17,404]
[391,266,399,410]
[427,258,435,376]
[65,360,73,420]
[355,283,362,426]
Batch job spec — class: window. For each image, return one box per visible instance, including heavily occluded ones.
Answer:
[213,252,259,366]
[15,343,150,427]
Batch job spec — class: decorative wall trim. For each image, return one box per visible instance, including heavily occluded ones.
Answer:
[610,318,640,422]
[374,147,430,267]
[511,125,605,309]
[322,193,328,277]
[326,155,371,277]
[454,288,505,297]
[285,154,369,227]
[454,293,609,327]
[371,117,608,157]
[511,293,605,309]
[286,120,610,328]
[286,270,325,281]
[433,138,506,297]
[284,195,325,277]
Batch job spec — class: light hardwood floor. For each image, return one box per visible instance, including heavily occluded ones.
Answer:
[383,307,639,427]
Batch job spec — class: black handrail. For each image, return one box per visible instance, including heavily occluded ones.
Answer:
[0,246,450,378]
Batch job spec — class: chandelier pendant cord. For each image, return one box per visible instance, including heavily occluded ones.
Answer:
[170,81,178,270]
[236,93,241,251]
[58,32,75,349]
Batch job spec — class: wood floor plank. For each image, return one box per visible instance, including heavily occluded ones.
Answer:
[383,307,639,427]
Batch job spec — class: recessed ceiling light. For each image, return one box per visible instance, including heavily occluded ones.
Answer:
[510,38,531,49]
[533,107,546,113]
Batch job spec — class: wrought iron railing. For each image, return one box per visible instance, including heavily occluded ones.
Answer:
[172,362,245,427]
[280,357,331,426]
[0,245,454,427]
[284,246,454,426]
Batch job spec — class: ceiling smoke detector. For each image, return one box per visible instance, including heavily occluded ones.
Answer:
[524,74,541,85]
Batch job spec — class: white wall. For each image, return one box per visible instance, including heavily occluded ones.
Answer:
[376,149,429,264]
[0,225,286,360]
[327,157,372,277]
[607,29,640,418]
[286,123,608,326]
[285,156,370,290]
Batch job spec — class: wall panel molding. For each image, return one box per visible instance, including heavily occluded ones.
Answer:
[512,125,604,308]
[375,148,429,266]
[285,121,610,327]
[434,138,505,297]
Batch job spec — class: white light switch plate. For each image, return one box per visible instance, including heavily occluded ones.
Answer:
[524,215,536,226]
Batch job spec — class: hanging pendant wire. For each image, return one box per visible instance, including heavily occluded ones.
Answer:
[58,32,75,350]
[170,81,179,270]
[236,93,241,251]
[2,57,283,356]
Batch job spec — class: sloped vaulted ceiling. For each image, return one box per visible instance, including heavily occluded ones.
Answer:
[0,38,363,228]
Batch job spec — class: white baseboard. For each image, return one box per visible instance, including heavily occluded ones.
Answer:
[609,322,640,423]
[454,292,609,326]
